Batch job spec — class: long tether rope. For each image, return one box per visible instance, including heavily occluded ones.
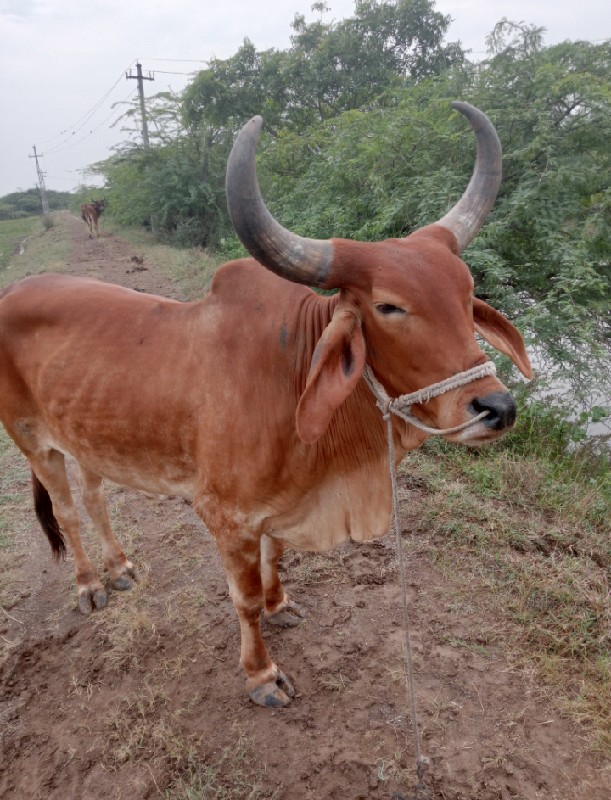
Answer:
[363,361,496,799]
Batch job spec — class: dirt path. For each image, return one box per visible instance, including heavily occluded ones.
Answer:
[0,215,608,799]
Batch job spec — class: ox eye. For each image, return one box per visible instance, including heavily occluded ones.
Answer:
[375,303,406,316]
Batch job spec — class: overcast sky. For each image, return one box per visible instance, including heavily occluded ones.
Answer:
[0,0,608,197]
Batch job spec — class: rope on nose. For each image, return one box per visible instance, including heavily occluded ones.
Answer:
[363,360,497,436]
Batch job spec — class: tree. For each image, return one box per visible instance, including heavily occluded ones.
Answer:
[182,39,290,135]
[256,31,610,404]
[467,27,610,391]
[91,9,609,417]
[0,188,73,220]
[182,1,464,132]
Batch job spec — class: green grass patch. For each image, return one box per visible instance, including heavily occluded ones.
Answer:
[0,213,70,288]
[0,217,41,272]
[0,428,32,609]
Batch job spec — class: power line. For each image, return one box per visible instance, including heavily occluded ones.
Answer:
[37,57,199,150]
[31,57,198,188]
[38,62,136,146]
[44,89,137,156]
[152,69,198,76]
[140,57,208,63]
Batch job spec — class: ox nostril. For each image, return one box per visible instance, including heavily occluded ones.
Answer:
[469,392,516,430]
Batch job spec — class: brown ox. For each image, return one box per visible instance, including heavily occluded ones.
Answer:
[0,103,531,707]
[80,199,105,238]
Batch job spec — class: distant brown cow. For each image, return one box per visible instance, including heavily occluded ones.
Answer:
[80,200,105,238]
[0,103,531,708]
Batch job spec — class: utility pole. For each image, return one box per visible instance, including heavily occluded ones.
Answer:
[126,62,154,148]
[29,146,50,215]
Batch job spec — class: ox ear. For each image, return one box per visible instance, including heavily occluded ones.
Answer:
[473,297,533,379]
[296,304,366,444]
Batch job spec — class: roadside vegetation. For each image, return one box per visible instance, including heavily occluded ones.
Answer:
[0,214,70,281]
[404,428,610,752]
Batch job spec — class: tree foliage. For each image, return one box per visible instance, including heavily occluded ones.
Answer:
[97,0,464,248]
[91,3,610,407]
[180,0,462,135]
[256,26,610,399]
[0,188,73,220]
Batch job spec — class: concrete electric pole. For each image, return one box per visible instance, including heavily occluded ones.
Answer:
[29,146,50,215]
[126,62,155,148]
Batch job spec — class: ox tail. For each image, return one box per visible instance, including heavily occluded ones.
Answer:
[80,210,87,222]
[32,471,66,561]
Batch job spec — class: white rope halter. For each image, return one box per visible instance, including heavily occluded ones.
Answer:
[363,360,497,435]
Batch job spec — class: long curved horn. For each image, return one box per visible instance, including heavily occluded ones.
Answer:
[435,102,502,253]
[226,116,334,288]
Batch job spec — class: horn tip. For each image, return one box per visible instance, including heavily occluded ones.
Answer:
[451,100,479,120]
[247,115,263,131]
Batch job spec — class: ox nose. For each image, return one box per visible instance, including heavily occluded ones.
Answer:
[469,392,516,431]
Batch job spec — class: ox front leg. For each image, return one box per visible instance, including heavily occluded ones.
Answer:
[261,534,304,627]
[206,520,295,708]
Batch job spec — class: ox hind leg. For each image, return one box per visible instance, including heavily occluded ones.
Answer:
[85,213,94,238]
[261,535,304,627]
[28,449,108,613]
[78,465,137,591]
[199,506,295,707]
[84,214,92,237]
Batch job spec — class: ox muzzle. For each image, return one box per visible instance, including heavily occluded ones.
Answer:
[469,391,516,431]
[364,362,518,440]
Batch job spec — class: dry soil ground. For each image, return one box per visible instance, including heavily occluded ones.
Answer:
[0,214,608,799]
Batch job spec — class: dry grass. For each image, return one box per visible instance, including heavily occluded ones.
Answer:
[0,429,34,612]
[163,724,280,800]
[401,438,611,753]
[104,686,277,800]
[103,219,222,300]
[0,214,70,287]
[288,550,351,587]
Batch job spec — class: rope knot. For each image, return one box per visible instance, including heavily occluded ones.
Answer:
[376,397,392,421]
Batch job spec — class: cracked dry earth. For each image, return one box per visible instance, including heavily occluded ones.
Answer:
[0,213,609,800]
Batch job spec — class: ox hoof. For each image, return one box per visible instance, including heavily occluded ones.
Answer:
[265,600,305,628]
[78,586,108,615]
[249,671,295,708]
[110,564,138,591]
